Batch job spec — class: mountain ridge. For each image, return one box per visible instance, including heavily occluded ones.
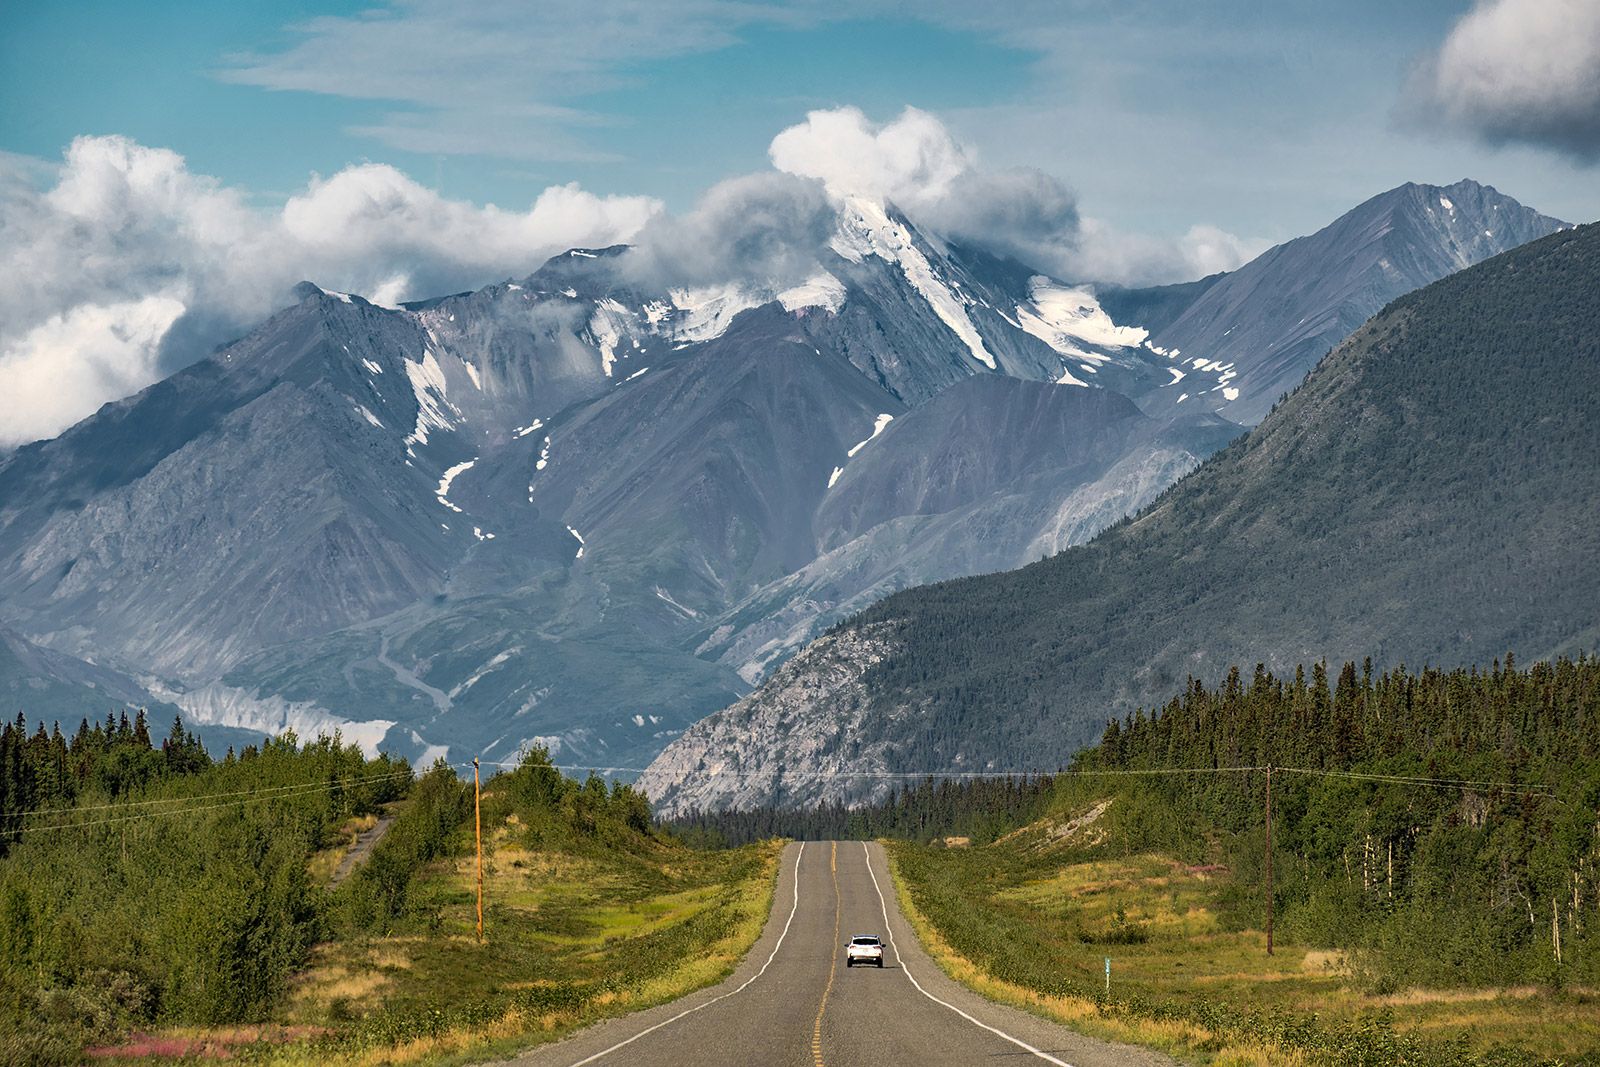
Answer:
[0,182,1571,771]
[640,220,1600,813]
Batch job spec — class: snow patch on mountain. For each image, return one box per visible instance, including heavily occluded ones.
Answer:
[654,586,699,619]
[403,349,459,451]
[670,284,764,342]
[450,647,519,699]
[847,413,894,458]
[832,197,996,370]
[1016,278,1148,357]
[409,730,450,766]
[589,297,635,376]
[148,679,394,757]
[436,459,475,513]
[778,272,847,314]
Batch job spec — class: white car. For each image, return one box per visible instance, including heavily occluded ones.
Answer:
[846,935,885,967]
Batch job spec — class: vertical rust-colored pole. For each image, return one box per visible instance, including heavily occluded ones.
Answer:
[1264,764,1274,956]
[474,757,484,944]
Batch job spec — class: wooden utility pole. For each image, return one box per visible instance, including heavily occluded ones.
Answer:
[1264,764,1274,956]
[474,757,484,944]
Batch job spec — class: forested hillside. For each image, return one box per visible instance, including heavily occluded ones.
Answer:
[0,724,772,1066]
[1084,653,1599,988]
[878,654,1600,1064]
[0,718,414,1061]
[645,220,1600,812]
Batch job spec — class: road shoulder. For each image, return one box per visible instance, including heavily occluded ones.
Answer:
[488,841,805,1066]
[865,841,1178,1067]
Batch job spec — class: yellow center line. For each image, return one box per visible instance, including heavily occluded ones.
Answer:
[811,842,840,1067]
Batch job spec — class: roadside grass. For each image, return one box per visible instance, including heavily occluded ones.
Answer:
[886,814,1600,1066]
[91,809,782,1065]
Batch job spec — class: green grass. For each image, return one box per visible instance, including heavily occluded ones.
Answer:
[88,796,782,1066]
[888,802,1600,1067]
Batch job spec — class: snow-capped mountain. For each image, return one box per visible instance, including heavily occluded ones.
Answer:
[0,182,1564,769]
[0,197,1182,765]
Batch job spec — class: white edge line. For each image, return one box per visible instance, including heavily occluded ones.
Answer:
[564,841,807,1066]
[863,841,1075,1067]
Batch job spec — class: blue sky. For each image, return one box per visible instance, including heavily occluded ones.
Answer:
[4,0,1595,240]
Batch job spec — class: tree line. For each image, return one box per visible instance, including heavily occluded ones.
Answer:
[667,773,1057,847]
[0,709,211,851]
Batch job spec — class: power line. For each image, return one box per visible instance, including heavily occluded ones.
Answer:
[463,759,1265,780]
[12,771,415,834]
[1277,766,1555,796]
[7,769,415,819]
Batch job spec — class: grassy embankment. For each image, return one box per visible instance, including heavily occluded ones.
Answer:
[258,817,779,1066]
[10,745,779,1067]
[888,798,1599,1067]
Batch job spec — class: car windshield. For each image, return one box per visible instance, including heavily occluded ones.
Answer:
[851,937,880,945]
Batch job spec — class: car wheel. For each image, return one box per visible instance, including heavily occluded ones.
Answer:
[876,959,883,968]
[846,960,853,967]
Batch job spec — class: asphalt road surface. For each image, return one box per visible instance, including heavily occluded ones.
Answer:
[500,841,1175,1067]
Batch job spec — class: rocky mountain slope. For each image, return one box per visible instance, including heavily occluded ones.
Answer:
[641,221,1600,813]
[1133,180,1564,426]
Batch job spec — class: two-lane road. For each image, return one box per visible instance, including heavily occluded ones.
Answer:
[500,842,1174,1067]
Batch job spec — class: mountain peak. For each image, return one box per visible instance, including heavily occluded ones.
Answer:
[1134,178,1566,426]
[292,281,369,307]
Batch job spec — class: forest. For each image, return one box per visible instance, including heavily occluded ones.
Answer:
[0,714,668,1064]
[1077,653,1600,988]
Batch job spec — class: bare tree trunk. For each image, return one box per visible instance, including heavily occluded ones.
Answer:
[1553,897,1562,966]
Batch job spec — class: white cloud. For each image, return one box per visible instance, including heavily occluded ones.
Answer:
[1407,0,1600,161]
[767,106,1260,286]
[1074,220,1271,287]
[0,297,186,447]
[624,171,836,289]
[0,135,661,446]
[769,105,971,210]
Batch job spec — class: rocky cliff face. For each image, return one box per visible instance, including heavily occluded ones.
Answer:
[636,624,906,814]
